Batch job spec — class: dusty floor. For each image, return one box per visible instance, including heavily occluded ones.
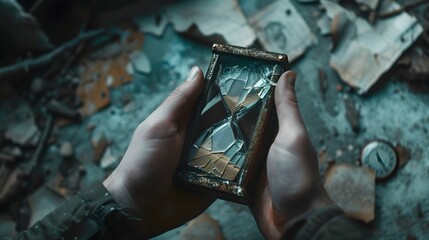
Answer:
[1,0,429,239]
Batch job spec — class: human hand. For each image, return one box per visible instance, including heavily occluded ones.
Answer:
[103,67,215,238]
[252,71,333,239]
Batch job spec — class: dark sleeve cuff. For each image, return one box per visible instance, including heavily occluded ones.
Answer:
[17,181,141,240]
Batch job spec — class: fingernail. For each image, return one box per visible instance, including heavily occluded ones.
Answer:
[286,71,297,87]
[187,66,199,81]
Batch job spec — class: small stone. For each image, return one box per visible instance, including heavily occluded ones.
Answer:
[335,84,343,92]
[347,144,354,151]
[60,142,73,158]
[100,148,117,169]
[31,78,46,94]
[130,52,151,74]
[336,149,343,158]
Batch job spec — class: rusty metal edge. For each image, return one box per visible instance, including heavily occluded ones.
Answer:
[212,44,289,65]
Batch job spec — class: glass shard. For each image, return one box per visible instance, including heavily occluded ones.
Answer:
[211,121,235,153]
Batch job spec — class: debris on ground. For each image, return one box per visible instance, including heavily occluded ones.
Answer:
[179,214,225,240]
[249,0,317,62]
[100,148,118,169]
[20,115,54,175]
[92,133,109,164]
[396,48,429,83]
[77,30,144,116]
[130,52,151,74]
[1,98,40,146]
[0,146,22,163]
[134,11,169,37]
[5,119,39,147]
[395,144,411,168]
[135,0,256,47]
[324,163,376,223]
[0,166,23,205]
[354,0,380,11]
[378,0,429,19]
[317,14,332,36]
[318,68,328,99]
[343,95,360,133]
[46,100,81,121]
[77,62,112,116]
[0,30,108,82]
[59,142,74,159]
[322,0,423,94]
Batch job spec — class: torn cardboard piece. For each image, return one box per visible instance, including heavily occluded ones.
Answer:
[322,0,423,94]
[249,0,317,61]
[77,61,112,117]
[77,30,145,117]
[324,163,375,223]
[135,0,256,47]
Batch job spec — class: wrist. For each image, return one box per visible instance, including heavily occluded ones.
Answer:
[103,171,139,210]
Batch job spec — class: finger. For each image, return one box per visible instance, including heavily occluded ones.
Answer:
[274,71,306,134]
[151,66,204,130]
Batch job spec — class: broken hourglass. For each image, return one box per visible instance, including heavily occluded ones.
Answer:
[188,64,282,181]
[177,44,288,204]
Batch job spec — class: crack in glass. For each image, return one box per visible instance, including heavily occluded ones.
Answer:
[188,63,281,181]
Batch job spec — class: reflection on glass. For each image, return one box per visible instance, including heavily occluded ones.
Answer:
[188,63,281,181]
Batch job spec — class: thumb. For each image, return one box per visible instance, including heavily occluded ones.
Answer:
[274,71,305,134]
[150,66,204,131]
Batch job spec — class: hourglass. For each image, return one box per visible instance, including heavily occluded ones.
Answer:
[176,44,289,204]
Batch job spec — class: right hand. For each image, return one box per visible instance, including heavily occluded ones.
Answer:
[252,71,333,239]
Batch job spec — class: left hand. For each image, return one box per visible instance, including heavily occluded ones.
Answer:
[103,66,215,238]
